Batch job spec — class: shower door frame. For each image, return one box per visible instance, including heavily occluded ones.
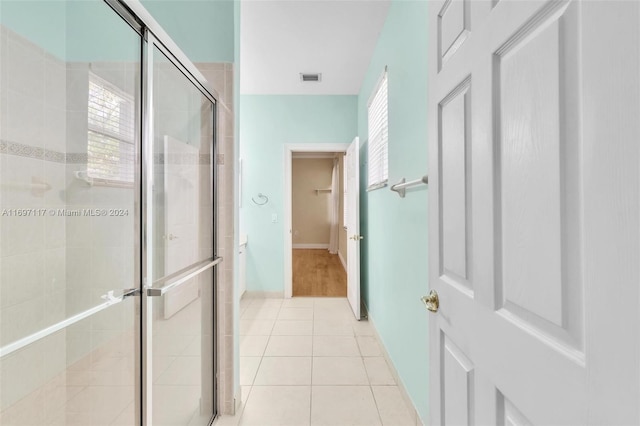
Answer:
[105,1,220,424]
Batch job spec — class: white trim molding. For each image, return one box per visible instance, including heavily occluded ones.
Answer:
[284,143,351,299]
[293,243,329,249]
[338,250,347,272]
[242,291,284,299]
[292,152,337,159]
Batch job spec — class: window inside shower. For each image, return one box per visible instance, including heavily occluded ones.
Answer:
[87,72,136,184]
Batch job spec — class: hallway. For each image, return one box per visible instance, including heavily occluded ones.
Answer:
[216,297,417,426]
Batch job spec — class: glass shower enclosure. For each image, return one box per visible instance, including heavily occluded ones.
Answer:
[0,1,219,425]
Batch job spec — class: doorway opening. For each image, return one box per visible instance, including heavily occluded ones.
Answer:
[284,137,364,320]
[291,152,348,296]
[283,143,350,299]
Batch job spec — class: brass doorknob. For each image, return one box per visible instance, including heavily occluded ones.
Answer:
[350,235,364,241]
[421,290,439,313]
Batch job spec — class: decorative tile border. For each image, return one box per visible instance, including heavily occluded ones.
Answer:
[200,154,212,165]
[0,140,211,165]
[45,150,66,163]
[0,140,66,164]
[154,153,212,165]
[65,153,88,164]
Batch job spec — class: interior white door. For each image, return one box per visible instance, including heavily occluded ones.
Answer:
[346,137,361,320]
[428,1,640,424]
[163,135,200,319]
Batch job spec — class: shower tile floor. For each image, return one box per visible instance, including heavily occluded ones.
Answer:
[0,298,206,426]
[215,297,418,426]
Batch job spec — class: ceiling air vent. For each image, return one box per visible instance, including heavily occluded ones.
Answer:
[300,73,322,82]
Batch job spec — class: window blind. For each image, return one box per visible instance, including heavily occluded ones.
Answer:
[367,70,388,190]
[87,73,135,183]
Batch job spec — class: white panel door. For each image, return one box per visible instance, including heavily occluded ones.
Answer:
[346,137,361,320]
[163,135,200,319]
[428,1,640,424]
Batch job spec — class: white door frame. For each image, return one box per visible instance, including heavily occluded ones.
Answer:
[283,143,351,298]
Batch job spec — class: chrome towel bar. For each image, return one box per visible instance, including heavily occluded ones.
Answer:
[147,257,223,296]
[0,288,138,358]
[390,175,428,198]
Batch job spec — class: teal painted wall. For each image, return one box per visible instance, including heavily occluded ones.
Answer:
[141,0,234,63]
[66,0,140,62]
[357,0,429,421]
[1,0,233,63]
[239,95,357,292]
[1,0,142,61]
[0,0,67,59]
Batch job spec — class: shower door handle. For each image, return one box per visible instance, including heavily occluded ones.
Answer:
[147,257,223,297]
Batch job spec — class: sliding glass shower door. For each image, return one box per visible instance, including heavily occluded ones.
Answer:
[0,1,142,424]
[142,37,216,426]
[0,1,218,425]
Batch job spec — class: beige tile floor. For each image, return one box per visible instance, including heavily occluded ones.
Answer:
[215,297,417,426]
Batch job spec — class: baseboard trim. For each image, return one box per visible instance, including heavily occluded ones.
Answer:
[292,243,329,249]
[242,291,284,299]
[338,251,347,272]
[364,302,425,426]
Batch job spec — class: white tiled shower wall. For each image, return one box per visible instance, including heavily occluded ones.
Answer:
[0,25,138,418]
[0,25,70,411]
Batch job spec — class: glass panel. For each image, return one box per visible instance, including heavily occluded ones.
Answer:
[149,45,215,425]
[0,1,141,424]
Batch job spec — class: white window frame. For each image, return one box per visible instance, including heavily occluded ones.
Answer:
[87,72,135,184]
[366,67,389,191]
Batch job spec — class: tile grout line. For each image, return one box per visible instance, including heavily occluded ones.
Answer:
[370,385,385,426]
[237,298,280,426]
[358,325,385,426]
[362,333,385,426]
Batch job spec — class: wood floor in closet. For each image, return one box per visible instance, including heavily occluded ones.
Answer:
[292,249,347,297]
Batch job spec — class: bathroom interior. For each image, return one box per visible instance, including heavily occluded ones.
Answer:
[0,0,235,424]
[5,0,633,425]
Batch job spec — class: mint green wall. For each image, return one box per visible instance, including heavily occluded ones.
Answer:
[2,0,233,63]
[239,95,357,292]
[141,0,234,63]
[66,0,140,62]
[0,0,67,59]
[2,0,141,61]
[357,0,429,421]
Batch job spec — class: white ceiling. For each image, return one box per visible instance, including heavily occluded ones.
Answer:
[240,0,391,95]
